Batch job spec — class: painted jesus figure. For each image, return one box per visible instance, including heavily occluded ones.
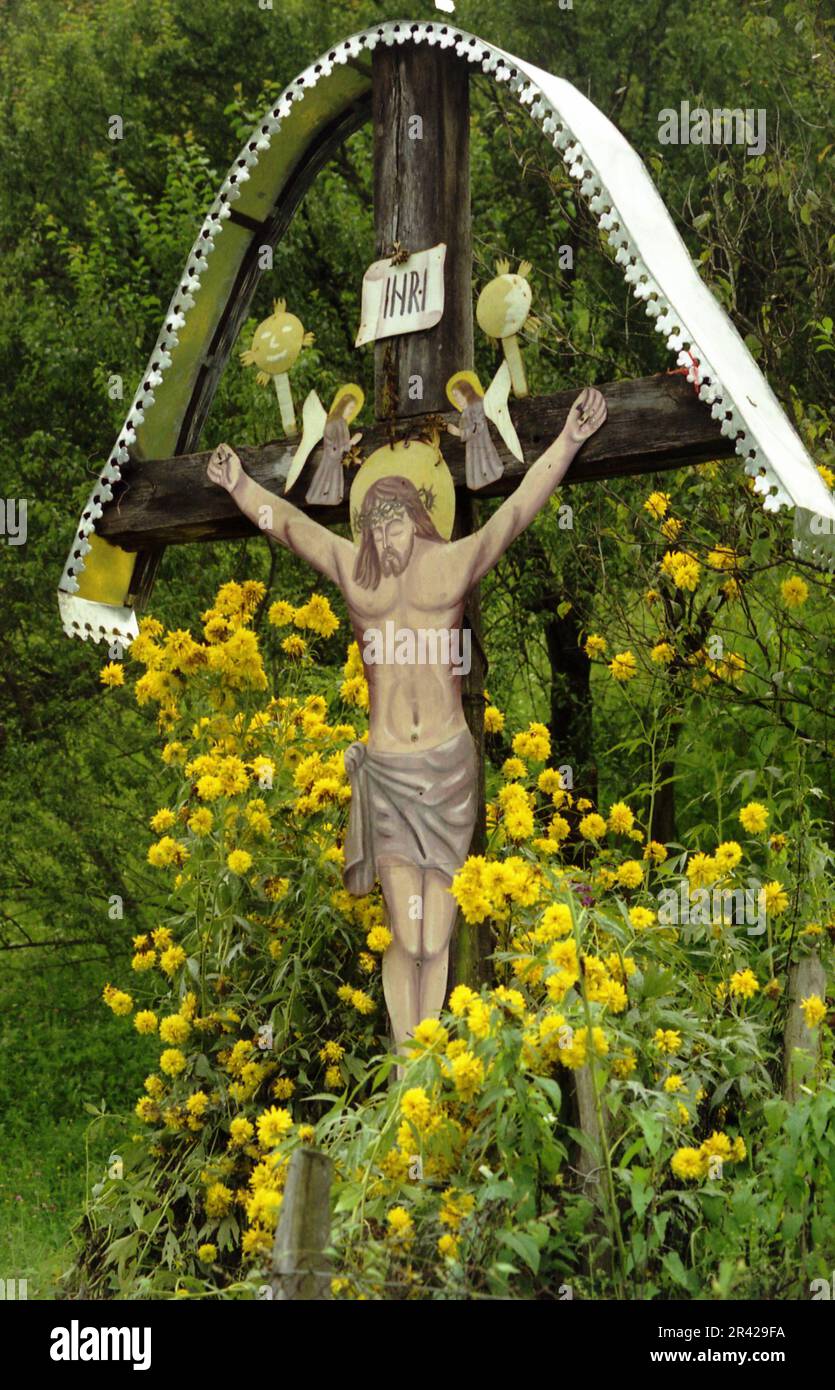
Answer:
[207,386,606,1051]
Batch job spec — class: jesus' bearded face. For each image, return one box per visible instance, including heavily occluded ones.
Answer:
[372,511,416,577]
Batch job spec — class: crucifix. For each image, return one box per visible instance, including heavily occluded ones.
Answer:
[205,47,607,1050]
[62,38,768,1049]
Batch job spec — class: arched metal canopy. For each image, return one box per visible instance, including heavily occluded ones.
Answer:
[58,17,835,644]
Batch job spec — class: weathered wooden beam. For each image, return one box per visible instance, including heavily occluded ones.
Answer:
[372,45,472,418]
[98,373,735,550]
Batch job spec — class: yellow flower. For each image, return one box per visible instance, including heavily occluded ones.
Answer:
[282,635,308,659]
[651,641,675,666]
[99,662,125,687]
[643,839,667,864]
[763,880,789,916]
[449,985,478,1016]
[147,836,189,868]
[483,705,505,734]
[584,633,607,659]
[512,722,551,762]
[579,812,607,841]
[729,969,759,999]
[102,983,132,1016]
[660,550,701,591]
[366,925,393,953]
[800,994,826,1029]
[257,1106,293,1148]
[609,651,637,682]
[197,1244,217,1263]
[160,944,186,976]
[739,801,769,833]
[714,840,742,871]
[188,807,214,836]
[780,575,808,609]
[686,852,718,890]
[268,600,295,627]
[134,1010,158,1035]
[401,1087,432,1131]
[386,1206,414,1242]
[611,1047,637,1079]
[663,1074,684,1093]
[227,849,253,875]
[628,905,656,931]
[502,756,527,780]
[229,1116,255,1147]
[644,491,670,520]
[671,1146,705,1180]
[412,1018,449,1049]
[608,802,635,834]
[616,859,643,889]
[162,741,187,766]
[160,1048,187,1077]
[149,807,176,833]
[205,1182,233,1218]
[450,1050,484,1102]
[264,876,289,902]
[294,594,340,638]
[653,1028,681,1055]
[159,1014,191,1045]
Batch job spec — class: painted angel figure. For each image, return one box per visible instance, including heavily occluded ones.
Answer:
[283,383,364,506]
[446,361,523,490]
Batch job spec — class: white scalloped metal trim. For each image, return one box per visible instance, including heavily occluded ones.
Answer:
[58,17,834,644]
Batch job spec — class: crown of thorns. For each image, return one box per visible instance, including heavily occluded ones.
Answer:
[354,485,436,532]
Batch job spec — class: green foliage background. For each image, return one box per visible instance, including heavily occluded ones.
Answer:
[0,0,831,1295]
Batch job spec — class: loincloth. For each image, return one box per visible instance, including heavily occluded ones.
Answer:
[342,728,478,897]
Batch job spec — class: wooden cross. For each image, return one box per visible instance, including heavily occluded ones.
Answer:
[94,47,734,986]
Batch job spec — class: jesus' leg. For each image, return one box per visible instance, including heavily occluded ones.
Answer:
[377,862,423,1051]
[418,870,459,1022]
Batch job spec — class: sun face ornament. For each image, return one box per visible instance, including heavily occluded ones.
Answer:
[446,360,523,490]
[476,258,538,398]
[239,298,314,437]
[283,383,365,506]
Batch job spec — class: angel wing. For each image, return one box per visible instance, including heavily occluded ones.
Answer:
[483,360,524,463]
[284,390,328,494]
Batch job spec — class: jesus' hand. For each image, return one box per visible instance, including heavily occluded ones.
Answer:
[207,443,243,493]
[561,387,607,445]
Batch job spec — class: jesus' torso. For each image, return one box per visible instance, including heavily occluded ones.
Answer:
[339,538,469,755]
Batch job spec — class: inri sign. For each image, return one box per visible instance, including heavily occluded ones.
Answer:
[355,243,447,347]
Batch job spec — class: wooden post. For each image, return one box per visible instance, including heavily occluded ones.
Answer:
[371,43,487,990]
[372,45,473,418]
[782,950,826,1101]
[270,1147,333,1300]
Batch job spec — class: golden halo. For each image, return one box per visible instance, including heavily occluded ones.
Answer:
[329,382,364,423]
[446,369,484,409]
[349,438,455,541]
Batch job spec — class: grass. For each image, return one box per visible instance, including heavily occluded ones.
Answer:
[0,952,149,1299]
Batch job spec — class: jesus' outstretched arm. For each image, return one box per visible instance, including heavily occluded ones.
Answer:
[207,443,355,586]
[452,386,607,590]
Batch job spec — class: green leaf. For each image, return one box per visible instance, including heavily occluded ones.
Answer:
[498,1229,541,1275]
